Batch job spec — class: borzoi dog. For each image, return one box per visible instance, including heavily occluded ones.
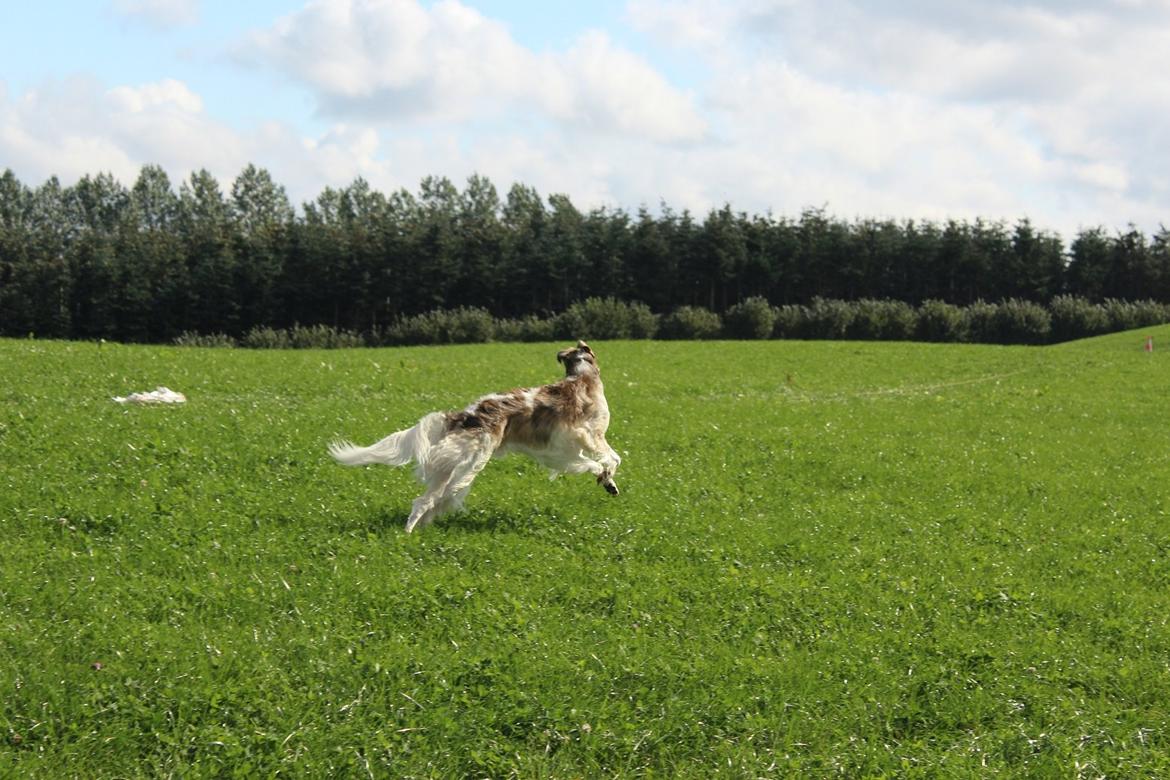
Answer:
[329,340,621,532]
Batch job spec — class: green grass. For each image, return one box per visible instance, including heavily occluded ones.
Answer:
[2,332,1169,777]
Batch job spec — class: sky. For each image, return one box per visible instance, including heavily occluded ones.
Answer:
[2,0,1169,239]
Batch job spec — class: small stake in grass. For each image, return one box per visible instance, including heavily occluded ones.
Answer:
[1145,335,1153,353]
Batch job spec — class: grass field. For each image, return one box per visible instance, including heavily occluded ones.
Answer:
[2,332,1169,777]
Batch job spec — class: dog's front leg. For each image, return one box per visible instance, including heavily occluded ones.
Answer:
[552,448,617,495]
[598,437,621,477]
[582,439,620,496]
[583,434,620,496]
[596,455,619,495]
[577,454,619,495]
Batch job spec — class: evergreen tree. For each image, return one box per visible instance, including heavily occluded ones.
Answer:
[455,174,505,312]
[546,193,586,311]
[628,206,675,311]
[413,176,461,312]
[1067,227,1112,300]
[66,173,128,338]
[500,183,547,316]
[117,165,186,341]
[179,169,238,334]
[0,170,34,335]
[1010,219,1066,303]
[699,204,747,311]
[230,165,293,330]
[581,205,630,302]
[25,177,74,337]
[1103,226,1156,301]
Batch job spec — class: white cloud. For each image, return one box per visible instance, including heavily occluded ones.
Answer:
[3,1,1167,240]
[1,77,243,189]
[0,61,1156,241]
[107,78,204,114]
[555,31,705,142]
[242,0,706,143]
[628,0,1170,104]
[624,0,1170,234]
[0,76,435,207]
[111,0,199,29]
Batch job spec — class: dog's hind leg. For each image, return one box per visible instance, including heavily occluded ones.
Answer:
[405,433,495,532]
[430,446,493,524]
[405,475,449,533]
[404,459,454,533]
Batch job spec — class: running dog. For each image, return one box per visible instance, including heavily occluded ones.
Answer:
[329,340,621,532]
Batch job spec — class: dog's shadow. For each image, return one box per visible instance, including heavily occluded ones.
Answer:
[441,508,537,534]
[355,509,412,535]
[356,506,546,536]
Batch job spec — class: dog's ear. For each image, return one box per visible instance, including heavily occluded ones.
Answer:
[577,340,593,354]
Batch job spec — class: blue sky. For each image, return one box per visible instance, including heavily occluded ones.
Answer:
[2,0,1169,239]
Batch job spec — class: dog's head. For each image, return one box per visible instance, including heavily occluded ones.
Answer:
[557,340,599,376]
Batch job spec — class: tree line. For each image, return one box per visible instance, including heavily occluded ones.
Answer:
[1,165,1169,344]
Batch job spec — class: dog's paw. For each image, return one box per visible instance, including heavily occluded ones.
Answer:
[597,469,619,495]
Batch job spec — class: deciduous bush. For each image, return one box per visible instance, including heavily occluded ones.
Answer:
[993,299,1052,345]
[383,311,449,346]
[383,307,495,345]
[1101,299,1170,332]
[495,315,556,342]
[173,331,237,348]
[1135,300,1170,327]
[771,304,804,339]
[288,324,365,349]
[553,298,658,340]
[916,300,968,342]
[800,297,855,339]
[659,306,723,340]
[722,297,776,340]
[1049,295,1109,342]
[442,307,496,344]
[847,299,918,340]
[238,324,365,349]
[241,326,293,349]
[963,301,1000,344]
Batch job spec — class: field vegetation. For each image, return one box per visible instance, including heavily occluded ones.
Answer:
[2,332,1169,776]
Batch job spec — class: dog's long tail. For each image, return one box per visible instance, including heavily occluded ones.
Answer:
[329,412,448,468]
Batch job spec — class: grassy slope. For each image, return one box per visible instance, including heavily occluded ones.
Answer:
[1,332,1168,777]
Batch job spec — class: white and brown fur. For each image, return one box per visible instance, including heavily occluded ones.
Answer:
[328,341,621,532]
